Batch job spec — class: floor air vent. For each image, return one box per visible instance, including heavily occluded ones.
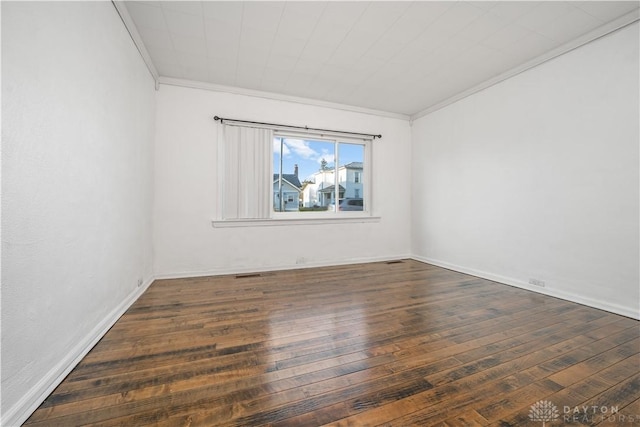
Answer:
[386,260,404,265]
[235,273,262,279]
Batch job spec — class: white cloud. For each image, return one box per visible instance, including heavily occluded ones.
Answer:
[284,139,318,159]
[273,139,290,156]
[318,148,335,166]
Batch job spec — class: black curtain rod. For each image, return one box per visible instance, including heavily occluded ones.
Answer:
[213,116,382,139]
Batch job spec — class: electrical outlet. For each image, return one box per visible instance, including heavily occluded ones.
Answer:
[529,278,545,288]
[137,278,143,287]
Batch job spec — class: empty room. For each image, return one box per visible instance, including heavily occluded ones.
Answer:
[2,1,639,426]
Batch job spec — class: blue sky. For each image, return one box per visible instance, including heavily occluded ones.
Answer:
[273,137,364,182]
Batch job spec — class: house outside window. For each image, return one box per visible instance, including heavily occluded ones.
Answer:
[273,135,369,214]
[273,170,302,212]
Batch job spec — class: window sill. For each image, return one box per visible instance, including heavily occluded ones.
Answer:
[212,216,381,228]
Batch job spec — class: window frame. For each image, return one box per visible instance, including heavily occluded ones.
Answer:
[272,131,372,220]
[212,125,380,228]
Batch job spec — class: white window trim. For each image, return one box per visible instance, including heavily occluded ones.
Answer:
[272,132,372,220]
[212,216,381,228]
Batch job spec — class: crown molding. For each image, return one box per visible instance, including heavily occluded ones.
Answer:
[410,9,640,122]
[112,1,159,88]
[157,76,411,121]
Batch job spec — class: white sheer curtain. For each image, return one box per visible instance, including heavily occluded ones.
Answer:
[220,125,273,219]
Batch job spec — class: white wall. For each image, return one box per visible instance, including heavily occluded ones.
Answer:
[153,85,411,277]
[1,2,156,424]
[411,23,640,319]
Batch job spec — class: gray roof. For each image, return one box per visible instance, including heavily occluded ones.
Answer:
[273,174,301,188]
[318,184,346,193]
[343,162,363,169]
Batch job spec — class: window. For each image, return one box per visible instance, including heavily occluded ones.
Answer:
[216,121,375,226]
[273,134,368,214]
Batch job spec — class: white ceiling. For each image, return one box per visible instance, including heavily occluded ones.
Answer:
[123,1,639,116]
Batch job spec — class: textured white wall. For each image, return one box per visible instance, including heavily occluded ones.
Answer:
[411,23,640,318]
[1,2,156,423]
[153,85,412,277]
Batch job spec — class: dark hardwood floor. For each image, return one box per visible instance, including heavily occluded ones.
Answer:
[25,260,639,426]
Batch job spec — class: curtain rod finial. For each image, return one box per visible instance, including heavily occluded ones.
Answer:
[214,116,221,121]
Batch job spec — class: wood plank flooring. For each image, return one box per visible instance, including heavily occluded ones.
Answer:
[25,260,640,426]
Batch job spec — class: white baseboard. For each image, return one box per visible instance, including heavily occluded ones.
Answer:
[2,276,155,427]
[411,255,639,320]
[3,254,410,426]
[154,254,412,280]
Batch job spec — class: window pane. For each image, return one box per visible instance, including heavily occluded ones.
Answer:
[273,137,335,212]
[337,143,365,211]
